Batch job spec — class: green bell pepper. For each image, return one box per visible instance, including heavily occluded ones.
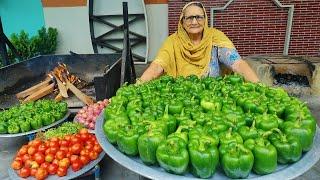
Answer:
[20,120,31,132]
[200,96,222,112]
[156,136,189,175]
[8,123,20,134]
[0,121,8,134]
[219,142,254,178]
[103,120,124,144]
[117,125,140,156]
[138,131,166,165]
[42,112,55,126]
[268,101,285,117]
[158,105,177,134]
[224,113,246,131]
[225,74,244,85]
[168,100,184,115]
[188,126,219,147]
[219,128,243,145]
[167,125,189,144]
[30,115,43,130]
[255,113,279,131]
[282,119,314,152]
[238,120,259,141]
[188,137,219,178]
[269,128,302,164]
[204,120,229,134]
[244,137,277,175]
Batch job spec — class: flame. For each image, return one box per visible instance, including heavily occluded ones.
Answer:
[49,63,80,84]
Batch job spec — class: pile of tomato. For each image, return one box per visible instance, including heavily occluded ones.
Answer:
[11,129,103,179]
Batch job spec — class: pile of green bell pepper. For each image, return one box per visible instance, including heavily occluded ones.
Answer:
[102,74,317,179]
[0,100,68,134]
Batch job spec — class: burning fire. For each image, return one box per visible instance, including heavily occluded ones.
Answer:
[50,63,81,85]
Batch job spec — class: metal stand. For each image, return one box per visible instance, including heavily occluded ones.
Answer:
[93,2,137,100]
[89,0,146,62]
[120,2,136,85]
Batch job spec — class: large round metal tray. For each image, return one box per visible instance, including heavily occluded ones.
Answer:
[0,111,71,138]
[8,151,105,180]
[95,112,320,180]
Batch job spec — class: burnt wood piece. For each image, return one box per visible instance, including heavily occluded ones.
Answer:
[52,73,69,98]
[16,78,52,99]
[66,80,94,105]
[23,83,55,103]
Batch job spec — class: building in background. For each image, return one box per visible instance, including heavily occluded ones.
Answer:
[0,0,168,63]
[169,0,320,56]
[0,0,319,63]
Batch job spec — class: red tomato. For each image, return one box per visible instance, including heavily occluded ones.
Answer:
[22,154,31,162]
[80,133,89,141]
[52,159,60,166]
[11,160,23,170]
[93,144,102,153]
[90,136,97,141]
[24,159,33,168]
[35,167,48,180]
[85,144,93,151]
[17,146,28,156]
[45,148,51,155]
[18,167,31,178]
[59,140,69,147]
[71,143,82,155]
[56,166,67,177]
[37,144,47,154]
[55,150,66,160]
[30,168,37,176]
[44,141,50,148]
[80,149,90,156]
[34,152,45,164]
[40,162,50,170]
[79,155,90,165]
[30,161,39,169]
[48,147,59,155]
[71,160,83,172]
[65,151,72,158]
[45,154,54,163]
[70,155,79,164]
[50,137,59,143]
[58,158,70,168]
[89,151,99,160]
[79,128,89,134]
[31,139,42,148]
[27,146,37,156]
[75,134,81,139]
[59,146,69,154]
[85,140,94,146]
[14,156,23,162]
[47,163,58,175]
[64,135,72,141]
[70,136,81,145]
[49,141,59,148]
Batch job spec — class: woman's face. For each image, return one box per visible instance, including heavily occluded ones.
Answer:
[182,5,205,36]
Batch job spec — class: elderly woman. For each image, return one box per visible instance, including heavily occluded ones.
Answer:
[139,1,259,83]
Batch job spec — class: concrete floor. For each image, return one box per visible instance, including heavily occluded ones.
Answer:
[1,64,320,179]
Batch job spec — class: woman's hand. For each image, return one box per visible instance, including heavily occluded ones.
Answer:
[139,61,164,83]
[231,59,260,83]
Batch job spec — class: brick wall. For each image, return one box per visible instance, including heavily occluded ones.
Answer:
[168,0,320,56]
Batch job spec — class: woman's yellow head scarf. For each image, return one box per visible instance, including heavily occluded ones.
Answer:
[154,1,235,77]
